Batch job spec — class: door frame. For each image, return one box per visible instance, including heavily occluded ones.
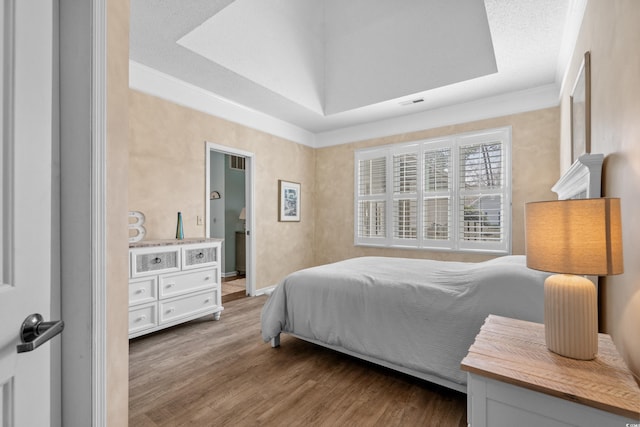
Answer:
[205,142,256,296]
[59,0,107,425]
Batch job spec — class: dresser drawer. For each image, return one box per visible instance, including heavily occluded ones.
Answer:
[159,268,217,299]
[130,247,180,277]
[129,277,157,306]
[181,243,218,270]
[159,291,218,324]
[129,303,157,335]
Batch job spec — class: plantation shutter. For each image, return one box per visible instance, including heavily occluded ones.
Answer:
[392,153,418,240]
[458,141,505,248]
[357,156,387,239]
[423,147,452,244]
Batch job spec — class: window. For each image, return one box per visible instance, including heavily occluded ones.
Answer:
[354,127,511,253]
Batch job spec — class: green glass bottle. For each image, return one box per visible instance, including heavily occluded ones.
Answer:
[176,211,184,239]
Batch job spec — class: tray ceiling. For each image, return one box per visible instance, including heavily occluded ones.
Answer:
[131,0,572,134]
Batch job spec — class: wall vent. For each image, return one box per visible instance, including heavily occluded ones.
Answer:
[229,155,246,171]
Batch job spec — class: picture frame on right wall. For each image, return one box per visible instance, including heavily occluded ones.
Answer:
[571,51,591,163]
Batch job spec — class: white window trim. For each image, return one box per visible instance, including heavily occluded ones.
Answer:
[354,127,512,254]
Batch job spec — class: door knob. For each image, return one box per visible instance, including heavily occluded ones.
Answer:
[17,313,65,353]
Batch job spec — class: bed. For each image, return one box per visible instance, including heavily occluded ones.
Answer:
[261,153,604,393]
[261,255,550,392]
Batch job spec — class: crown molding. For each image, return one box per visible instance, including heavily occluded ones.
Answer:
[314,84,560,147]
[129,60,316,147]
[130,60,560,149]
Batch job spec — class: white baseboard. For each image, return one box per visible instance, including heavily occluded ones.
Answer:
[254,285,277,297]
[222,271,239,278]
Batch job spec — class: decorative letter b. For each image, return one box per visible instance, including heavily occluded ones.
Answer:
[128,211,146,243]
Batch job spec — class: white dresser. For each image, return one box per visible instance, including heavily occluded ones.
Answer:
[128,238,224,338]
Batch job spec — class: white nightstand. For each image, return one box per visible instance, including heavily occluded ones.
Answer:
[461,315,640,427]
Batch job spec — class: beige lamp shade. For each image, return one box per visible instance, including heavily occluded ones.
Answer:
[525,198,623,276]
[239,207,246,220]
[525,198,623,360]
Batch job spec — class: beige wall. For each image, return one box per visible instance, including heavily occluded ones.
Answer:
[107,0,130,425]
[315,108,560,265]
[560,0,640,378]
[129,90,316,289]
[129,96,559,289]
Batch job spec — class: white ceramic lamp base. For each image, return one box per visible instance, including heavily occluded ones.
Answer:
[544,274,598,360]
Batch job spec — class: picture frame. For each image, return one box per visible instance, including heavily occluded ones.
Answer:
[278,180,300,222]
[571,51,591,163]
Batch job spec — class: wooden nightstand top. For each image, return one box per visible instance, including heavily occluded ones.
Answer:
[461,315,640,420]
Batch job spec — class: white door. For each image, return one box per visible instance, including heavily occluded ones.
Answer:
[0,1,60,426]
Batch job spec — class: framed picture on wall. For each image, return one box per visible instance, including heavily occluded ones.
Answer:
[278,180,300,222]
[571,51,591,163]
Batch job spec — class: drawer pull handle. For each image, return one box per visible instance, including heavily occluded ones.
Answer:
[196,252,204,259]
[136,315,147,322]
[136,289,146,294]
[204,298,211,303]
[166,308,175,314]
[153,257,162,264]
[204,276,211,281]
[166,283,174,288]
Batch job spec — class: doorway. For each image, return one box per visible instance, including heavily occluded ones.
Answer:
[205,142,255,298]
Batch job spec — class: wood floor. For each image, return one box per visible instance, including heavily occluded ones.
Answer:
[221,276,247,303]
[129,295,467,426]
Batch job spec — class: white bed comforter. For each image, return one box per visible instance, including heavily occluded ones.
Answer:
[261,255,549,386]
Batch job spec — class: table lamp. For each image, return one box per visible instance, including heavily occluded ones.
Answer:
[525,198,623,360]
[239,207,246,230]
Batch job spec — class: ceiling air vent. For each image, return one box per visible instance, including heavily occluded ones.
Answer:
[399,98,424,106]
